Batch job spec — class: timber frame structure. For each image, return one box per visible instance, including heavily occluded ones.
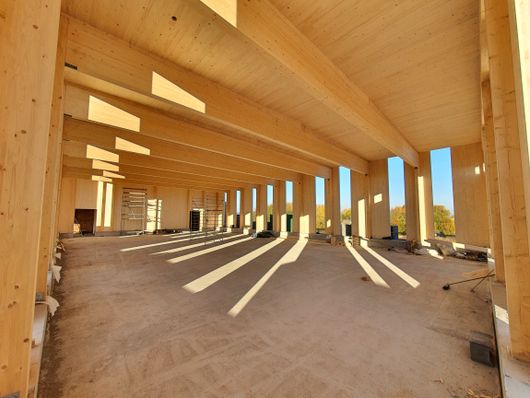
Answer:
[1,0,530,396]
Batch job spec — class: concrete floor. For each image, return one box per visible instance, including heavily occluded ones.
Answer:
[40,233,500,397]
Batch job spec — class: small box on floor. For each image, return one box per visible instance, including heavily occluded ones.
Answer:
[469,331,496,367]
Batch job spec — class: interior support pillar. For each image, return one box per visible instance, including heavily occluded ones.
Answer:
[36,18,67,297]
[485,0,530,361]
[273,181,286,234]
[299,174,316,238]
[481,80,505,281]
[368,160,390,239]
[292,180,302,233]
[325,177,332,234]
[404,163,420,242]
[351,171,370,239]
[0,1,62,395]
[417,152,434,244]
[226,189,237,229]
[256,184,267,232]
[451,143,489,247]
[327,167,343,242]
[241,187,252,233]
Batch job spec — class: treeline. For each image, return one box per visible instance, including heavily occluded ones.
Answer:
[267,203,455,236]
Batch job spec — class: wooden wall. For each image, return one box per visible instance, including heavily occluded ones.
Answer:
[451,143,490,247]
[57,178,212,234]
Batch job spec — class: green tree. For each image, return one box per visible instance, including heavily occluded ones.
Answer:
[390,205,406,235]
[341,208,351,222]
[434,205,455,236]
[286,202,293,215]
[316,204,326,230]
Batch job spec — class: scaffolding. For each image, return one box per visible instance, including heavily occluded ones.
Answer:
[120,188,147,235]
[190,192,226,243]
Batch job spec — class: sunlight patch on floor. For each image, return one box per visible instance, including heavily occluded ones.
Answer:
[346,244,389,288]
[167,236,253,264]
[121,231,222,252]
[183,238,285,293]
[153,233,243,255]
[228,239,307,317]
[361,243,420,288]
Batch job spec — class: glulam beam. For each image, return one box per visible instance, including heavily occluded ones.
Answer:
[63,15,368,174]
[62,154,273,186]
[62,121,301,182]
[197,0,418,166]
[64,84,331,178]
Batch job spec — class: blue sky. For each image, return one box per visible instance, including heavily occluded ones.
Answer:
[387,148,454,213]
[430,148,455,213]
[250,147,454,214]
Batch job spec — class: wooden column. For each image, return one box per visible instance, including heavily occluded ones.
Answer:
[226,189,237,229]
[241,187,253,233]
[404,163,420,242]
[324,177,332,234]
[0,1,62,396]
[300,174,316,237]
[485,0,530,361]
[368,160,390,239]
[481,80,505,281]
[351,171,370,239]
[36,18,67,297]
[417,152,435,244]
[273,181,286,233]
[256,184,267,232]
[328,167,342,238]
[451,143,489,247]
[292,180,302,233]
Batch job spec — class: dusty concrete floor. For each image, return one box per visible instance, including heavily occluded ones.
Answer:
[40,233,500,397]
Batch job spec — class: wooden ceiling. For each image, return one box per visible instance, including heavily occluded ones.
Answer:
[62,0,480,163]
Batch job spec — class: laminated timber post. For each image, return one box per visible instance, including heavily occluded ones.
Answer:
[481,81,505,281]
[325,167,343,244]
[451,143,489,247]
[292,180,302,234]
[351,171,371,240]
[226,189,238,230]
[241,187,253,234]
[273,181,286,235]
[404,154,435,245]
[417,152,435,244]
[404,163,420,243]
[484,0,530,361]
[0,0,62,396]
[36,17,68,297]
[255,184,268,232]
[368,160,390,239]
[299,175,316,238]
